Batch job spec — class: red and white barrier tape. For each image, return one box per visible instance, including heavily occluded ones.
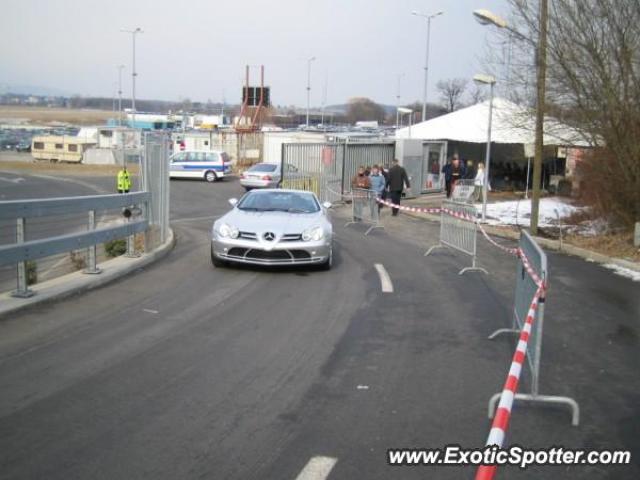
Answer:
[374,196,547,478]
[474,286,545,480]
[377,197,442,214]
[376,197,527,260]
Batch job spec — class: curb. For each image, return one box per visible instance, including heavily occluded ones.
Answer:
[402,208,640,274]
[0,228,176,318]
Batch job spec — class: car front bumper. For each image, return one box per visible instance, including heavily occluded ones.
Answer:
[211,237,331,266]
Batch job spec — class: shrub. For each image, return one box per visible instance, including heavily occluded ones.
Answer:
[26,261,37,285]
[105,239,127,257]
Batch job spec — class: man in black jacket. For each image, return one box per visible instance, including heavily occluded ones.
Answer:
[386,159,411,216]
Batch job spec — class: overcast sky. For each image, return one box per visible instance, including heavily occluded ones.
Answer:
[0,0,509,107]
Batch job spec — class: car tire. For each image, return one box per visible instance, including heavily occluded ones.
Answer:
[243,186,253,192]
[211,247,226,268]
[204,170,218,183]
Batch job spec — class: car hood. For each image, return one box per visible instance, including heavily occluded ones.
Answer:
[216,209,328,234]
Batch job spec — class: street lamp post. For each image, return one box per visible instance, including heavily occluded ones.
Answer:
[397,107,413,139]
[306,56,316,127]
[473,7,547,234]
[395,73,404,128]
[412,10,443,122]
[473,74,497,222]
[117,65,125,126]
[121,27,143,127]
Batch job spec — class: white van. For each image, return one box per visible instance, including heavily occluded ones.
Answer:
[169,150,232,182]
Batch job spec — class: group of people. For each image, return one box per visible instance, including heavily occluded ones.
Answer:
[351,159,411,219]
[442,154,486,200]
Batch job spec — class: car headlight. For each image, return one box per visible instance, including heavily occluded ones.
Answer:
[302,226,324,242]
[217,223,239,239]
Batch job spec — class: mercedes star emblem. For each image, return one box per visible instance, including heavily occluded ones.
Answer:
[263,232,275,241]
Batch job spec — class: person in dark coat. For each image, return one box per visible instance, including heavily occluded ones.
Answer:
[386,159,411,216]
[441,155,467,198]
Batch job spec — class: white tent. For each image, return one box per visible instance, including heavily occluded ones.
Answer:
[395,98,591,147]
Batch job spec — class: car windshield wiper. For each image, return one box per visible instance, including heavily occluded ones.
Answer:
[287,208,312,213]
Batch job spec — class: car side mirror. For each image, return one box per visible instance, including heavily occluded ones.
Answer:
[228,198,238,206]
[322,201,332,209]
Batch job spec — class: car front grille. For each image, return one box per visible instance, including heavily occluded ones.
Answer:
[236,232,302,242]
[223,248,314,263]
[281,233,302,242]
[238,231,257,240]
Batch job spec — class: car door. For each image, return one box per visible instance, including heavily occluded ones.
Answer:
[184,152,205,178]
[170,152,187,178]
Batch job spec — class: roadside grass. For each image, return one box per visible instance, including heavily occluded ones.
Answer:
[0,106,113,125]
[0,159,139,176]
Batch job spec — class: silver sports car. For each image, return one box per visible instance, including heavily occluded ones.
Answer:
[211,189,333,269]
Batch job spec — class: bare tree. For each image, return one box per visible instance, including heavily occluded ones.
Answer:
[468,84,487,105]
[436,78,468,112]
[500,0,640,228]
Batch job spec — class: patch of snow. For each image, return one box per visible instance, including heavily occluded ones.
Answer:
[602,264,640,282]
[476,197,582,228]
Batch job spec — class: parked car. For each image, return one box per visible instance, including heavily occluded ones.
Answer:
[16,142,31,153]
[211,189,333,269]
[169,150,232,182]
[239,162,299,190]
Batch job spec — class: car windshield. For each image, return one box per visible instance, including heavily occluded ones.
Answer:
[248,164,277,172]
[237,191,320,213]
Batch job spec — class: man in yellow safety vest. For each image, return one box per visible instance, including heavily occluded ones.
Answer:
[117,166,132,193]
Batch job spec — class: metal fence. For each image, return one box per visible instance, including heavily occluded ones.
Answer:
[450,179,478,204]
[0,131,170,299]
[280,141,395,203]
[487,230,580,425]
[425,200,487,275]
[344,188,384,235]
[142,132,171,248]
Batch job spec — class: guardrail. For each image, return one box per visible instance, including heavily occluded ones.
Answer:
[0,192,150,298]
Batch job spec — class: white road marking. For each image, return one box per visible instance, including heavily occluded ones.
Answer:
[374,263,394,293]
[357,385,370,390]
[143,309,159,314]
[295,456,338,480]
[0,176,25,184]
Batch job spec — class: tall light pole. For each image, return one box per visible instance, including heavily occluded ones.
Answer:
[395,73,404,127]
[398,107,413,139]
[473,7,547,234]
[473,74,496,222]
[116,65,125,126]
[412,10,443,121]
[121,27,143,127]
[306,56,316,127]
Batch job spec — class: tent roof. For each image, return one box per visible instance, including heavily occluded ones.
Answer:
[395,98,591,146]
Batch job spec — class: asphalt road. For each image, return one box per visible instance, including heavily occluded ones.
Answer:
[0,174,638,479]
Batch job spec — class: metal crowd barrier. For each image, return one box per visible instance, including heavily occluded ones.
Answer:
[0,192,150,298]
[344,188,384,235]
[424,200,487,275]
[450,179,478,204]
[487,230,580,425]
